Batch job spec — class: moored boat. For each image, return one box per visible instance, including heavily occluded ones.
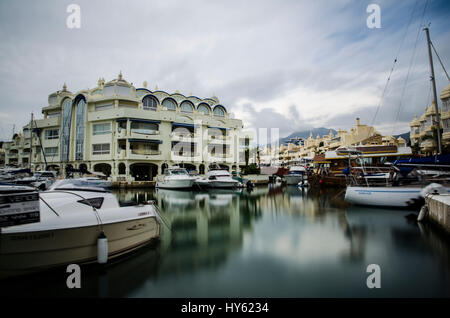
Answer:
[344,183,449,208]
[284,166,307,185]
[194,165,241,189]
[156,166,195,189]
[0,180,160,279]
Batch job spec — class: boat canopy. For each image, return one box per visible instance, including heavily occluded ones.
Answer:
[336,147,362,156]
[393,154,450,166]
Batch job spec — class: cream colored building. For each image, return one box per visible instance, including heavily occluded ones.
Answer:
[4,73,250,181]
[410,84,450,153]
[262,118,406,165]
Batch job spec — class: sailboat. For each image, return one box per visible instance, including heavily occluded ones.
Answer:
[344,27,450,208]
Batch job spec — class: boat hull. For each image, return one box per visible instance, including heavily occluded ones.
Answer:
[284,175,304,185]
[345,186,425,207]
[209,180,239,188]
[0,217,160,278]
[156,179,195,189]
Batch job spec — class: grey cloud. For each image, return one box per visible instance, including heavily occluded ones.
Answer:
[0,0,449,140]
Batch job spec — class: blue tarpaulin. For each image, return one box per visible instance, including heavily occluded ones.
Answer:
[393,154,450,165]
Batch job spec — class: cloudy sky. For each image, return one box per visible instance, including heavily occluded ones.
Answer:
[0,0,449,141]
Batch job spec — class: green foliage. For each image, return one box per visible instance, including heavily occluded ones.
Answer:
[242,163,260,175]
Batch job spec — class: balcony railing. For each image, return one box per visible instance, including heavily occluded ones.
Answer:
[131,150,161,156]
[208,134,228,140]
[128,151,162,160]
[171,131,194,137]
[131,129,160,136]
[171,151,199,158]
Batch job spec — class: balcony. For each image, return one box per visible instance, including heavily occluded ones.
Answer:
[170,151,199,161]
[208,135,231,145]
[115,150,127,160]
[116,128,128,138]
[207,152,234,162]
[128,150,162,160]
[171,132,196,142]
[130,129,160,140]
[35,116,60,128]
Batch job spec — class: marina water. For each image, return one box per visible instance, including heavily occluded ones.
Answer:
[2,185,450,297]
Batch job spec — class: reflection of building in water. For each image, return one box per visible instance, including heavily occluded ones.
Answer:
[417,223,450,269]
[259,185,318,220]
[148,189,254,275]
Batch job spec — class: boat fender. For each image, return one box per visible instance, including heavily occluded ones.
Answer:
[97,231,108,264]
[417,205,428,222]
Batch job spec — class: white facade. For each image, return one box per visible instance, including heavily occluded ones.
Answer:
[5,73,250,181]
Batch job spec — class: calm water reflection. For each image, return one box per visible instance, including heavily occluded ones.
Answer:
[1,185,450,297]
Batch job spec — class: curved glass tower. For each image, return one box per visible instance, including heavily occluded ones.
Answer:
[60,98,72,162]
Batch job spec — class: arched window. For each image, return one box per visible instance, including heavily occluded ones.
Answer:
[197,103,211,115]
[143,96,158,110]
[180,101,194,113]
[162,98,177,111]
[213,106,226,117]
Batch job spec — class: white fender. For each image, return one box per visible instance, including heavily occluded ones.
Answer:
[417,205,428,222]
[97,231,108,264]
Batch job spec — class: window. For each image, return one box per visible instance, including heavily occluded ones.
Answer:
[443,100,450,112]
[198,103,210,115]
[93,123,111,135]
[49,96,57,105]
[75,99,86,161]
[444,119,450,130]
[180,101,194,113]
[91,89,102,96]
[95,103,114,111]
[103,85,114,96]
[45,129,59,139]
[119,102,137,108]
[213,106,225,117]
[45,147,59,156]
[131,122,158,134]
[23,129,30,138]
[130,143,159,155]
[162,99,177,111]
[92,143,110,155]
[61,98,72,162]
[143,96,158,110]
[47,111,60,118]
[116,85,130,96]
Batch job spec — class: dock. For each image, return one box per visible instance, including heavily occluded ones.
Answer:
[111,181,156,189]
[425,194,450,234]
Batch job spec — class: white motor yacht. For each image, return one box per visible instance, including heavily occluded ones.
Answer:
[156,167,195,189]
[59,176,112,189]
[195,169,241,189]
[284,166,307,185]
[15,171,56,190]
[0,180,160,278]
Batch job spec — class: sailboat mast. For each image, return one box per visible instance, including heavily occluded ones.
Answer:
[29,113,33,170]
[424,27,442,154]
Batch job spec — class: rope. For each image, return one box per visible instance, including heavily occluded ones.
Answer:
[430,40,450,82]
[391,0,429,136]
[368,0,421,140]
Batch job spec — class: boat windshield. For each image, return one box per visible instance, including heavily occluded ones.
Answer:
[288,171,305,175]
[170,169,188,175]
[48,179,110,192]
